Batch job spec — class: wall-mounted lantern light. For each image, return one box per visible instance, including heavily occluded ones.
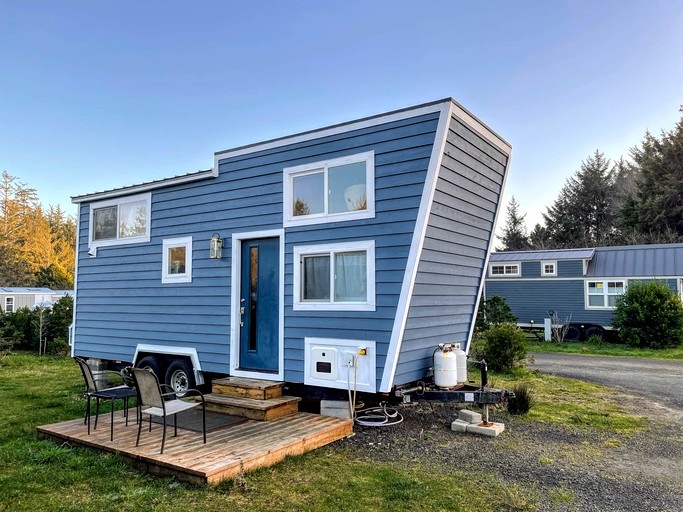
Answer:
[210,233,223,259]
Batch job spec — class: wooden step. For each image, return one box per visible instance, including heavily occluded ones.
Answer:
[204,393,300,421]
[212,377,284,400]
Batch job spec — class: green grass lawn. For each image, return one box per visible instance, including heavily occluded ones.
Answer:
[525,339,683,360]
[0,353,646,511]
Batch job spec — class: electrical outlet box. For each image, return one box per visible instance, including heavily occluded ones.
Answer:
[342,351,355,367]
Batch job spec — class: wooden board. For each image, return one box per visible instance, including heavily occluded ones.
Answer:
[37,409,353,485]
[212,376,284,400]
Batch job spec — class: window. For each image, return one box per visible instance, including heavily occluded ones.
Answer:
[283,151,375,227]
[293,241,375,311]
[5,297,14,313]
[586,280,626,308]
[162,237,192,283]
[541,261,557,276]
[89,193,151,248]
[489,263,520,277]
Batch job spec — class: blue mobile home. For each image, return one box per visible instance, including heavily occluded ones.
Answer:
[71,98,511,395]
[485,244,683,339]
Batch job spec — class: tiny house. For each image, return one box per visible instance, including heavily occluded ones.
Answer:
[485,244,683,339]
[71,98,511,395]
[0,288,54,312]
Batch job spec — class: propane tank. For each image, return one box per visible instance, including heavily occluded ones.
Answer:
[453,343,467,384]
[433,343,458,388]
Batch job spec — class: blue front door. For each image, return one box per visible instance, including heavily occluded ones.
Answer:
[239,237,279,373]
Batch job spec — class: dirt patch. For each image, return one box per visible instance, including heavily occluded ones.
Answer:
[333,402,683,511]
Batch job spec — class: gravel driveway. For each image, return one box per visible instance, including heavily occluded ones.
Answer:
[530,353,683,411]
[334,384,683,510]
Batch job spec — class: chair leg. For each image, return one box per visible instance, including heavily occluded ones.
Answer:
[86,396,91,435]
[149,415,152,432]
[202,402,206,444]
[110,398,114,442]
[161,416,167,454]
[94,398,100,430]
[136,413,142,447]
[124,398,128,427]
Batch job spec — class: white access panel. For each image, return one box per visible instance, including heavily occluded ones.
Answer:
[304,337,376,393]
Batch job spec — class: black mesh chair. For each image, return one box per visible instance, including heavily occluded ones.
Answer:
[129,367,206,454]
[74,356,137,441]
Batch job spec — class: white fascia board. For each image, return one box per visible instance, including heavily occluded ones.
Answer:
[72,170,215,204]
[378,101,453,393]
[214,100,452,166]
[70,206,81,357]
[450,100,511,154]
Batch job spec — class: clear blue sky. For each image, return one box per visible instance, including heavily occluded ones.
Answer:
[2,1,682,232]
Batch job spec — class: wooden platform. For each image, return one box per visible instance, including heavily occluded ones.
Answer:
[37,409,353,485]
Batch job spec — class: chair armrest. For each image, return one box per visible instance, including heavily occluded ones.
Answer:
[176,389,205,403]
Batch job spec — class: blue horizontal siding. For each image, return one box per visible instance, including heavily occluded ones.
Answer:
[396,114,509,386]
[74,111,439,387]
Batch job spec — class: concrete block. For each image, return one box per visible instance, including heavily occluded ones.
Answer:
[466,422,505,437]
[458,409,482,424]
[451,419,469,433]
[320,400,352,419]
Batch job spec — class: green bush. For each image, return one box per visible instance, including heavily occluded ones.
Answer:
[612,281,683,349]
[481,323,527,372]
[507,383,534,415]
[475,295,517,334]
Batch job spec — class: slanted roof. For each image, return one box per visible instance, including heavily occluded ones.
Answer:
[490,248,595,261]
[586,243,683,277]
[0,287,53,294]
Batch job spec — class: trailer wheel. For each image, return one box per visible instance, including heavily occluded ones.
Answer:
[564,326,581,341]
[584,325,606,340]
[136,356,163,378]
[165,359,196,397]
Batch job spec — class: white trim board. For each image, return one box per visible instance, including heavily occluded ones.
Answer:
[70,205,81,357]
[229,229,285,381]
[378,101,453,392]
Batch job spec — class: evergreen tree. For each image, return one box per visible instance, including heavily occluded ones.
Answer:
[497,196,530,251]
[621,108,683,240]
[542,151,617,247]
[529,223,552,249]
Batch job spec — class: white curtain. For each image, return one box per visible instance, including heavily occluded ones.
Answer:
[334,251,366,301]
[303,256,330,300]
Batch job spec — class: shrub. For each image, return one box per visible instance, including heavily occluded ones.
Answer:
[507,383,534,415]
[612,280,683,349]
[481,323,527,372]
[475,295,517,334]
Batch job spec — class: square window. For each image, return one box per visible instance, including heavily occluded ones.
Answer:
[162,237,192,284]
[284,152,375,227]
[541,261,557,276]
[294,241,375,311]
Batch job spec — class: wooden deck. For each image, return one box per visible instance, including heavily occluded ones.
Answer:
[37,409,353,485]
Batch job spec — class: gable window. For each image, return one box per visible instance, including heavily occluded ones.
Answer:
[541,261,557,276]
[283,151,375,227]
[89,193,151,248]
[489,263,520,277]
[5,297,14,313]
[586,280,625,308]
[293,240,375,311]
[162,237,192,284]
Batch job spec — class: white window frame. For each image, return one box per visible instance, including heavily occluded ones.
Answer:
[88,193,151,248]
[161,236,193,284]
[283,151,375,227]
[293,240,375,311]
[541,260,557,277]
[488,262,521,277]
[5,297,14,313]
[585,279,627,309]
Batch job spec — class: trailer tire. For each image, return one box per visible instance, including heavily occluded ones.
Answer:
[165,359,195,397]
[564,326,581,341]
[136,356,163,378]
[584,325,606,340]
